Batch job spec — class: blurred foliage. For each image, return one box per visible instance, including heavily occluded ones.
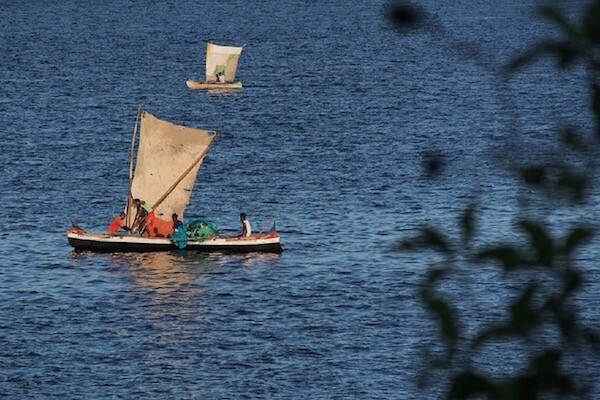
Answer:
[390,1,600,398]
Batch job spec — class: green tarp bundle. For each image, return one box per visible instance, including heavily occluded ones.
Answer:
[172,219,220,249]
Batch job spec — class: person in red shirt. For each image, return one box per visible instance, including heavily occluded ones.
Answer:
[107,212,131,234]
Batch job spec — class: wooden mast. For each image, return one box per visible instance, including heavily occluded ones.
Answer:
[126,106,142,228]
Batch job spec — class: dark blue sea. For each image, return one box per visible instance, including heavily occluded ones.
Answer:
[1,0,599,398]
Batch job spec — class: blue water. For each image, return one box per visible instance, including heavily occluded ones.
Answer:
[1,0,599,398]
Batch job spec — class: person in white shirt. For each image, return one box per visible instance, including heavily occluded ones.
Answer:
[240,213,252,237]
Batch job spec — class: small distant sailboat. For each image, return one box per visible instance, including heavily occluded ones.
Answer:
[186,42,243,90]
[67,109,282,253]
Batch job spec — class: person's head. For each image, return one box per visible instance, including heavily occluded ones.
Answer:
[133,198,141,206]
[120,212,126,219]
[172,213,178,221]
[240,212,246,221]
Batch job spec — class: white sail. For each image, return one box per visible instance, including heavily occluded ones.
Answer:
[129,112,217,220]
[205,42,243,83]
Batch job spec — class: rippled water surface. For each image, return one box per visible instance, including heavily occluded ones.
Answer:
[1,0,599,398]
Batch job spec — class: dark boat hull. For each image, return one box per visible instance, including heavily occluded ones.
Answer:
[67,231,283,254]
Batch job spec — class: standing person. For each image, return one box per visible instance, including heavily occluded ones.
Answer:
[107,212,131,234]
[240,213,252,237]
[132,198,153,234]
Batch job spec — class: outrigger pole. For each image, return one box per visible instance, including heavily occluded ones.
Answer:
[126,106,142,228]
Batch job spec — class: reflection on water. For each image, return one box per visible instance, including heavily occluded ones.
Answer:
[205,89,243,96]
[219,252,282,268]
[122,251,282,289]
[68,249,282,295]
[65,249,283,356]
[67,250,215,295]
[114,252,215,294]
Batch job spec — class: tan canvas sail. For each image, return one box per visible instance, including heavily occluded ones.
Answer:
[205,42,243,82]
[128,112,217,221]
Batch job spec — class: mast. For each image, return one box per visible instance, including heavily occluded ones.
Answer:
[126,106,141,228]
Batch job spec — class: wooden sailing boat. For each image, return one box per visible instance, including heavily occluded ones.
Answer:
[67,109,282,253]
[186,42,243,90]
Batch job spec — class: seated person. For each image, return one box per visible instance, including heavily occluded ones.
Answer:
[172,213,183,231]
[107,212,131,234]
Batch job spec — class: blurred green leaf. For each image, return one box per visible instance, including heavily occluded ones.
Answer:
[557,311,576,341]
[552,41,583,67]
[387,3,427,31]
[592,84,600,134]
[505,375,537,400]
[510,284,540,334]
[562,269,582,295]
[393,2,600,396]
[532,349,560,375]
[557,170,588,202]
[425,267,447,284]
[473,324,512,347]
[520,166,546,185]
[395,227,452,253]
[530,350,574,394]
[507,41,582,71]
[519,220,555,266]
[563,227,592,254]
[545,294,577,342]
[583,1,600,43]
[500,350,575,398]
[422,228,450,252]
[507,43,549,71]
[448,371,495,399]
[396,238,417,251]
[538,5,579,38]
[421,291,459,345]
[584,331,600,349]
[476,245,524,270]
[560,128,582,149]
